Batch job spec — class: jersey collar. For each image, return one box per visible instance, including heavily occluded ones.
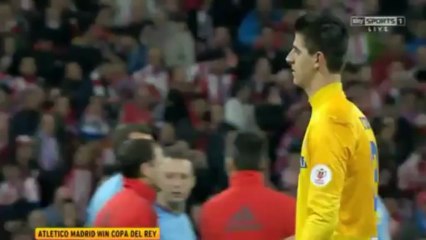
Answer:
[230,171,264,188]
[309,82,345,109]
[155,204,185,216]
[123,177,156,204]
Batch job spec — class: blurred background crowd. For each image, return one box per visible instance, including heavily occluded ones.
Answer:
[0,0,425,239]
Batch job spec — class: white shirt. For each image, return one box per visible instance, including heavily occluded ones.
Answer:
[224,98,255,131]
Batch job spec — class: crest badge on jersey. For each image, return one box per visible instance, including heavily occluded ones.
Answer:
[310,164,332,187]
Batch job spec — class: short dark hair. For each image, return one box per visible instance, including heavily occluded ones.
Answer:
[294,12,349,73]
[112,124,152,153]
[117,138,155,178]
[231,132,266,171]
[164,148,188,159]
[164,149,195,174]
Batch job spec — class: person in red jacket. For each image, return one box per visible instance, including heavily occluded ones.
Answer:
[199,132,296,240]
[94,138,163,227]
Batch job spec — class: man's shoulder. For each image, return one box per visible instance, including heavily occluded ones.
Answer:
[96,189,153,224]
[201,189,234,211]
[96,174,123,192]
[90,175,123,203]
[316,99,361,127]
[203,187,294,209]
[104,188,151,210]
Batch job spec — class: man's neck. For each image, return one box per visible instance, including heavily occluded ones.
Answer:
[139,177,150,185]
[157,193,185,213]
[304,72,342,98]
[141,177,161,192]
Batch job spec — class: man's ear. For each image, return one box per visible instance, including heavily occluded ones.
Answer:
[140,162,150,178]
[225,157,235,175]
[314,51,326,70]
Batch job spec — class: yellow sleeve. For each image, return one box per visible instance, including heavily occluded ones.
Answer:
[300,116,356,240]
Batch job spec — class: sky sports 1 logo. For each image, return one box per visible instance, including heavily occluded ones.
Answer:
[350,16,406,32]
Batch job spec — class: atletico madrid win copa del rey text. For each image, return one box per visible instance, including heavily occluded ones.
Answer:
[34,227,160,240]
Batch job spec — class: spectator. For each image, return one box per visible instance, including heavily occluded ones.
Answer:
[133,47,169,99]
[0,163,23,205]
[14,56,41,91]
[119,86,154,125]
[144,9,175,50]
[64,145,94,222]
[175,96,207,146]
[251,57,273,103]
[0,85,12,113]
[280,147,300,195]
[9,87,43,147]
[79,97,110,141]
[60,61,92,118]
[32,7,72,48]
[158,123,177,147]
[253,25,287,73]
[205,27,237,69]
[62,200,80,227]
[0,3,26,34]
[164,67,191,122]
[237,0,281,47]
[52,95,75,130]
[155,153,197,240]
[198,53,234,105]
[345,81,379,118]
[406,19,426,54]
[124,34,148,74]
[224,81,254,131]
[27,209,47,229]
[14,135,37,177]
[398,137,426,192]
[0,35,16,72]
[0,112,10,161]
[372,32,414,86]
[346,28,370,65]
[274,109,308,174]
[397,191,426,239]
[164,15,195,68]
[35,113,62,172]
[10,227,33,240]
[43,186,71,226]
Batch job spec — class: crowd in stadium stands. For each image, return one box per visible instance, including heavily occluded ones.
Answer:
[0,0,425,239]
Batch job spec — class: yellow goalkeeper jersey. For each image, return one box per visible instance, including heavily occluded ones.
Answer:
[296,82,378,240]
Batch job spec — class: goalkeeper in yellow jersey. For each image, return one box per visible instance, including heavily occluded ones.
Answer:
[285,13,379,240]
